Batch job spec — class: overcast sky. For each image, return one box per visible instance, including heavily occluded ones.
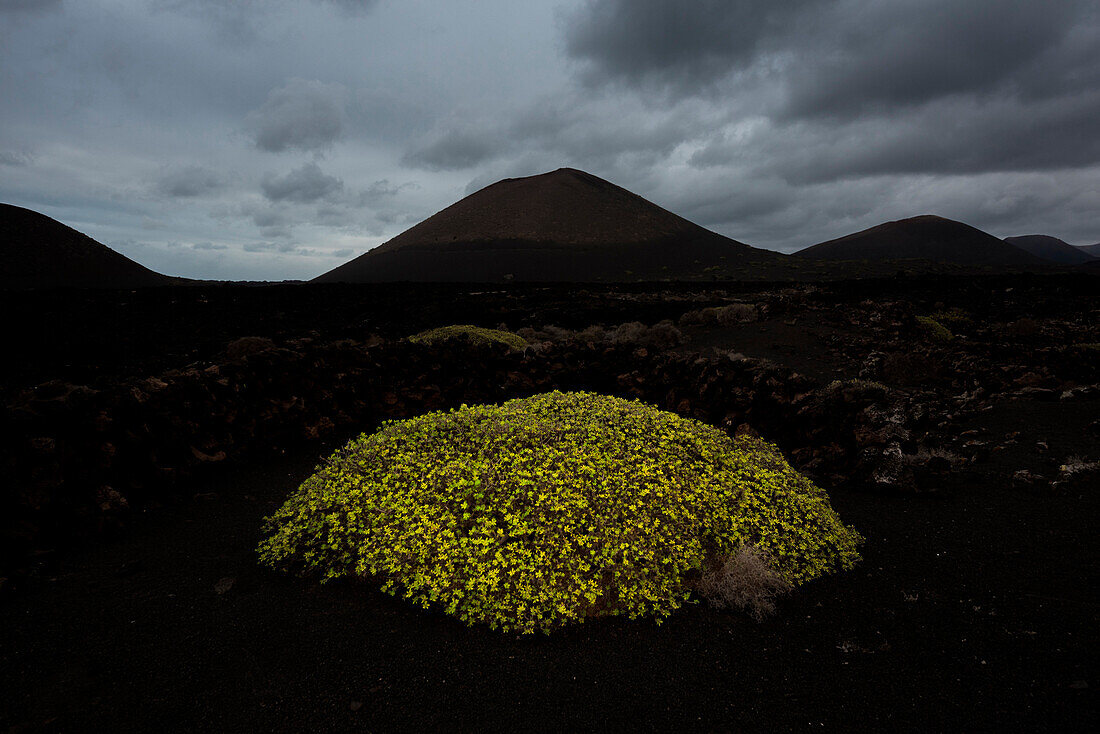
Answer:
[2,0,1098,280]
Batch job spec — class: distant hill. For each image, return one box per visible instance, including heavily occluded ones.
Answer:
[1,203,174,289]
[315,168,786,283]
[796,215,1045,267]
[1004,235,1096,265]
[1077,243,1100,258]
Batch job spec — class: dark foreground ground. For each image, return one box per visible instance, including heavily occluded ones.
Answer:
[2,438,1096,732]
[2,275,1098,731]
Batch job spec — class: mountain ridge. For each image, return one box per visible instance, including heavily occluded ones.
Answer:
[796,215,1045,266]
[1076,243,1100,257]
[1,203,176,289]
[1004,235,1095,265]
[316,168,785,282]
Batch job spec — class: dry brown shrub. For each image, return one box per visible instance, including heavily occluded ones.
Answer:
[609,321,648,344]
[644,319,683,348]
[578,325,608,343]
[697,545,792,621]
[715,303,758,326]
[609,319,681,348]
[679,303,757,327]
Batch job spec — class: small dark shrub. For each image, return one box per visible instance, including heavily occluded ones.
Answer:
[697,545,792,621]
[609,319,682,348]
[999,318,1040,340]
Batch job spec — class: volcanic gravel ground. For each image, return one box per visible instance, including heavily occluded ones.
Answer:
[1,424,1096,732]
[677,320,856,381]
[3,274,1098,731]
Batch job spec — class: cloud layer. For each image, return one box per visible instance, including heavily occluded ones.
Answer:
[261,162,344,203]
[246,78,347,154]
[0,0,1097,279]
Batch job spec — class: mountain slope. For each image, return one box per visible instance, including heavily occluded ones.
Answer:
[315,168,784,282]
[1,203,174,289]
[1004,235,1095,265]
[1077,243,1100,258]
[796,215,1045,266]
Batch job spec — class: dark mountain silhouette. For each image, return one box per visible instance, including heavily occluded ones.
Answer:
[796,215,1045,266]
[1077,243,1100,258]
[1,203,174,289]
[1004,235,1096,265]
[315,168,785,282]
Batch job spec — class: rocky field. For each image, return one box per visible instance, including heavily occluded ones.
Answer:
[1,274,1097,731]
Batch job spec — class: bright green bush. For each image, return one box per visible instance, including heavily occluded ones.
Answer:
[915,315,954,342]
[258,391,862,633]
[407,324,527,350]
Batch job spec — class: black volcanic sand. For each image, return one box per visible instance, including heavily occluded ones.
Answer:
[1,426,1096,732]
[2,274,1098,731]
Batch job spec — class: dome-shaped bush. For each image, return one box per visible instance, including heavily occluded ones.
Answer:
[258,391,862,633]
[407,324,527,350]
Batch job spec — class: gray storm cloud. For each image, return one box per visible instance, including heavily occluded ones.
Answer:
[0,0,62,12]
[563,0,1097,110]
[564,0,814,92]
[156,166,224,198]
[778,0,1094,119]
[562,0,1100,204]
[260,162,344,203]
[245,78,347,154]
[0,151,32,166]
[403,131,499,171]
[154,1,380,38]
[321,0,380,15]
[244,241,301,254]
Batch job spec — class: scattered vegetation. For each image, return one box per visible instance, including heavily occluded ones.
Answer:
[825,378,889,396]
[517,320,682,349]
[915,316,954,342]
[258,391,862,633]
[906,447,961,466]
[407,324,527,350]
[1058,456,1100,478]
[930,307,973,329]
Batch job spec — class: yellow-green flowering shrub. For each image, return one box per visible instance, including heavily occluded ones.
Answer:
[407,324,527,350]
[258,391,862,633]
